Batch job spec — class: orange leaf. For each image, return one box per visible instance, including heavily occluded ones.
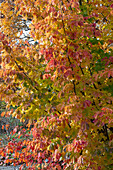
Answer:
[110,10,113,15]
[1,112,5,117]
[15,151,19,158]
[2,125,4,129]
[6,124,9,130]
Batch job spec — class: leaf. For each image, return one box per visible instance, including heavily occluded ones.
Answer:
[20,30,23,36]
[6,124,9,130]
[1,112,5,117]
[2,125,4,129]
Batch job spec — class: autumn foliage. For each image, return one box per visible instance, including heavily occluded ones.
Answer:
[0,0,113,169]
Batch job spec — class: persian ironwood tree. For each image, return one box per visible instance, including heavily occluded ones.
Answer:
[0,0,113,169]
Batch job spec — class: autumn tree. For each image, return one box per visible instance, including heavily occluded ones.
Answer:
[0,0,113,169]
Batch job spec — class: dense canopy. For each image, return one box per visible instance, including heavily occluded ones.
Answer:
[0,0,113,169]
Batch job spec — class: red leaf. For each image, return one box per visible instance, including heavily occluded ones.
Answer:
[20,30,23,35]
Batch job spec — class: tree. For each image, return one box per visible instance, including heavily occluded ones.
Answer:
[0,0,113,169]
